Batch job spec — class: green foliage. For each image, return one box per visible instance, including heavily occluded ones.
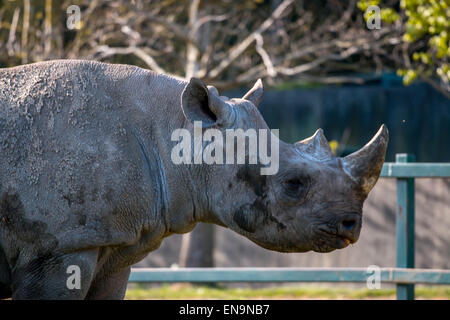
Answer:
[358,1,400,23]
[359,0,450,89]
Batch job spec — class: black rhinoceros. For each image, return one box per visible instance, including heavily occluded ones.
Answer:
[0,60,388,299]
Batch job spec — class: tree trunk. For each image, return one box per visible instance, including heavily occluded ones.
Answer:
[44,0,52,57]
[179,0,216,270]
[21,0,30,64]
[179,223,215,267]
[185,0,200,79]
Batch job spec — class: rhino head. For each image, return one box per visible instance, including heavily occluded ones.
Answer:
[179,78,388,253]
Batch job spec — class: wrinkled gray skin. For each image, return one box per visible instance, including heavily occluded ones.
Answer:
[0,60,388,299]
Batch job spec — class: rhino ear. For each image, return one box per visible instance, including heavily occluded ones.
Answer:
[181,78,236,128]
[242,79,263,107]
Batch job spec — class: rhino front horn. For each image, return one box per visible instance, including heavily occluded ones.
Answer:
[342,125,389,194]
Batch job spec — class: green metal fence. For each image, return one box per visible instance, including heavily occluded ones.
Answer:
[129,154,450,300]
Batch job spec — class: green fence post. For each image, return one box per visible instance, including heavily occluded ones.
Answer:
[396,153,415,300]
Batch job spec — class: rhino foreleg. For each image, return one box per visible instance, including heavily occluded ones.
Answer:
[85,267,131,300]
[11,250,98,300]
[0,245,12,299]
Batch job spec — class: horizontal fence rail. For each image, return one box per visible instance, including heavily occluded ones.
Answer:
[129,267,450,285]
[380,162,450,177]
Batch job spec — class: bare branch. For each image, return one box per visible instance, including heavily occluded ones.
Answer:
[133,47,170,75]
[254,33,276,77]
[190,14,228,37]
[276,35,402,77]
[95,45,178,78]
[207,0,294,79]
[421,76,450,99]
[212,73,366,90]
[226,33,403,86]
[144,11,201,50]
[276,57,329,76]
[6,8,20,57]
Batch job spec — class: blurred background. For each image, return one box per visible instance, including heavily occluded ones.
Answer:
[0,0,448,298]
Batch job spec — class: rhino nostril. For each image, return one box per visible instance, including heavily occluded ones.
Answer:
[341,219,357,231]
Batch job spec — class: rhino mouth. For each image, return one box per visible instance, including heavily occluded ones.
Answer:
[315,226,358,251]
[332,232,356,245]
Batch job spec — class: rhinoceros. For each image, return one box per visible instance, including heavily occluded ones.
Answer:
[0,60,388,299]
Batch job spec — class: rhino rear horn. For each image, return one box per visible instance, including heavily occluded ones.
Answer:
[242,79,264,107]
[295,128,334,160]
[342,125,389,194]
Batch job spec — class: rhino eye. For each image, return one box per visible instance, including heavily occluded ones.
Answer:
[283,176,310,200]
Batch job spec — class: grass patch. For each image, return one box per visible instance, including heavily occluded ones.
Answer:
[125,284,450,300]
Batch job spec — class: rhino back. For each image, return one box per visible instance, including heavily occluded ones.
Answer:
[0,60,169,256]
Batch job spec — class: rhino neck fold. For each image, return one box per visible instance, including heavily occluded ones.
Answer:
[136,71,218,234]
